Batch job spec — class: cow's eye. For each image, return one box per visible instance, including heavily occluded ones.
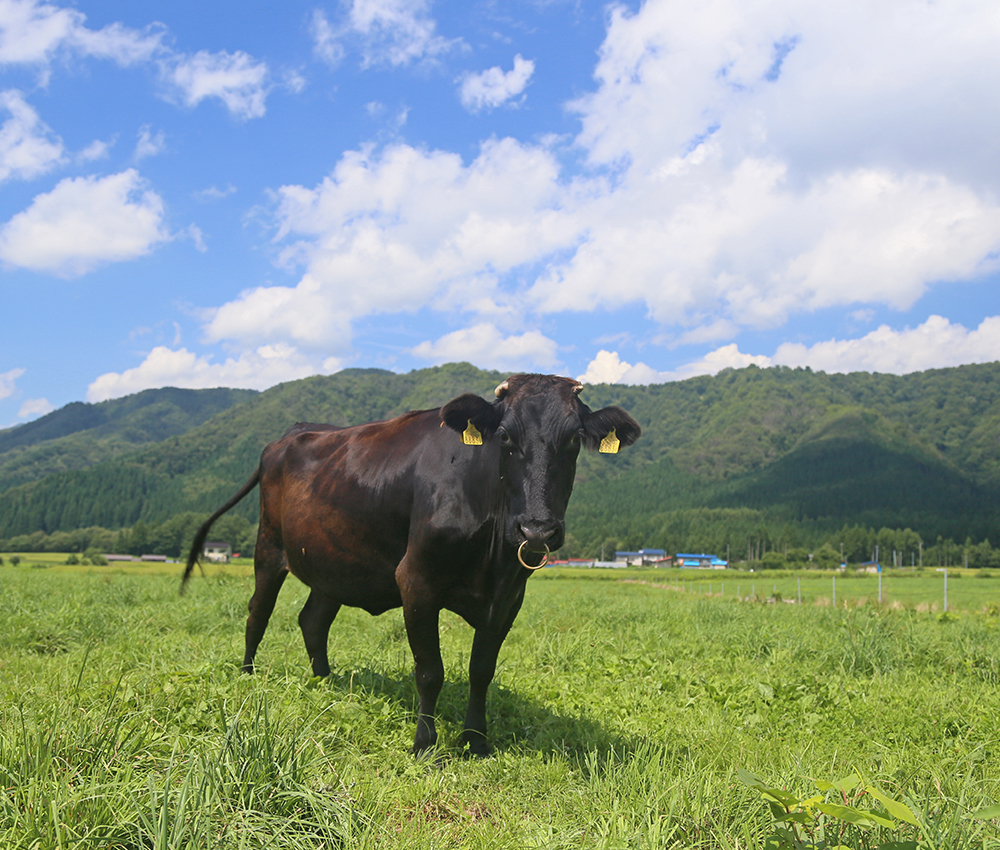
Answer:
[498,429,511,446]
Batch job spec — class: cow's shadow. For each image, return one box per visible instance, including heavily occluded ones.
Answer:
[313,662,633,763]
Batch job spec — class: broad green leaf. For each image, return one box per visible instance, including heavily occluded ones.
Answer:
[859,808,897,829]
[763,789,802,809]
[864,782,919,826]
[798,794,824,810]
[817,802,877,827]
[739,770,799,808]
[968,805,1000,820]
[737,767,767,789]
[775,810,814,825]
[816,773,861,794]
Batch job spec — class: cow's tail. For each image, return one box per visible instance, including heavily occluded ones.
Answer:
[181,467,261,593]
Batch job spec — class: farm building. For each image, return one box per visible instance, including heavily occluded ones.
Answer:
[675,553,728,569]
[203,541,232,563]
[615,549,669,566]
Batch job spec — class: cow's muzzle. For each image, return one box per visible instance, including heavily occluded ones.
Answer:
[517,541,549,570]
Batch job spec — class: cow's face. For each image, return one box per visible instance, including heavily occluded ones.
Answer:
[440,374,641,560]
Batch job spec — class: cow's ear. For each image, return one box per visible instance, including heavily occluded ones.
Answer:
[440,394,503,441]
[582,406,641,453]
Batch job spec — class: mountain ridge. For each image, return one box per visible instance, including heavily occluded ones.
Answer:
[1,361,999,554]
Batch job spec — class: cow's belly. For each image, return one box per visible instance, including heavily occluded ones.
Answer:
[280,508,409,613]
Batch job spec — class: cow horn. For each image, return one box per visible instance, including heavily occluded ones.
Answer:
[571,382,583,395]
[495,380,510,399]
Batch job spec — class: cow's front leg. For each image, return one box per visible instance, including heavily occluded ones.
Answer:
[462,592,522,757]
[401,594,444,755]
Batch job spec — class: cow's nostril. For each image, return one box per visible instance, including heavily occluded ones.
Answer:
[520,523,562,551]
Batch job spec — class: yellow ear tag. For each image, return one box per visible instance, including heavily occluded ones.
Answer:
[462,420,483,446]
[599,428,620,454]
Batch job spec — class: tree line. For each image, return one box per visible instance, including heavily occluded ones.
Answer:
[3,512,1000,570]
[0,512,256,560]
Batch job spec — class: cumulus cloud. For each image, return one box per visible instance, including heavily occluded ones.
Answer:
[0,366,24,399]
[86,344,340,402]
[459,54,535,112]
[18,397,52,419]
[0,2,273,118]
[314,0,455,68]
[529,0,1000,333]
[164,50,270,120]
[410,323,559,371]
[0,169,170,276]
[311,8,344,66]
[77,138,111,162]
[0,88,63,182]
[773,315,1000,375]
[578,346,771,385]
[194,0,999,374]
[134,125,165,160]
[529,155,1000,329]
[0,0,163,67]
[205,138,575,350]
[580,315,1000,386]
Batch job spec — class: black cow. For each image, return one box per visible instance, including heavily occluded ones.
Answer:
[183,373,640,755]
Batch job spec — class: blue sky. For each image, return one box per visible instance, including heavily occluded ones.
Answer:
[2,0,1000,425]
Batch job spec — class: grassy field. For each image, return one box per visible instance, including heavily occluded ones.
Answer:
[1,564,999,848]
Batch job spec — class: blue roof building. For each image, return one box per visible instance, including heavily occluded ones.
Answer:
[675,552,728,569]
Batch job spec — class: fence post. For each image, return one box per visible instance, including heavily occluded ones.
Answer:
[797,576,801,605]
[833,575,836,607]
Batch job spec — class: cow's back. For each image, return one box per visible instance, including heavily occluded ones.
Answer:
[257,414,431,613]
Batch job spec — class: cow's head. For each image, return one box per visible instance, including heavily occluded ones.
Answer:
[440,374,641,563]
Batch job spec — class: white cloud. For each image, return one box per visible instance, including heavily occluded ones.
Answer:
[0,0,163,66]
[577,350,633,384]
[0,366,24,399]
[459,54,535,112]
[578,346,771,385]
[164,50,270,120]
[0,2,275,119]
[0,88,63,182]
[311,8,344,66]
[0,169,170,276]
[205,138,575,350]
[580,315,1000,386]
[331,0,456,67]
[134,125,165,160]
[77,137,111,161]
[171,0,1000,381]
[773,315,1000,375]
[530,155,1000,328]
[194,183,236,202]
[523,0,1000,333]
[18,397,52,419]
[86,344,339,402]
[410,323,559,371]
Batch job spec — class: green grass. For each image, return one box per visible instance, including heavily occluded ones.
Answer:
[1,566,999,848]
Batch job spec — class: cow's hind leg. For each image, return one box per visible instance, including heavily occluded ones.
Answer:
[298,590,340,677]
[243,539,288,673]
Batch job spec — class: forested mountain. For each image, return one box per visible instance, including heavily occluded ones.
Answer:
[2,361,999,560]
[0,386,258,493]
